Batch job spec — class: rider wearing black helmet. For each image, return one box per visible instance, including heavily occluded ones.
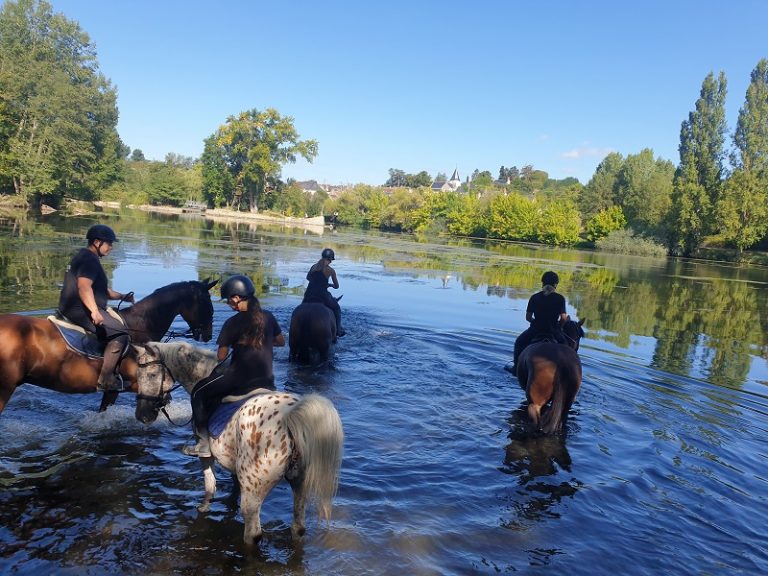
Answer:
[182,274,285,457]
[58,224,135,391]
[508,271,569,376]
[302,247,345,337]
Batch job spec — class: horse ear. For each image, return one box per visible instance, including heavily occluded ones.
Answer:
[578,318,585,327]
[203,277,218,290]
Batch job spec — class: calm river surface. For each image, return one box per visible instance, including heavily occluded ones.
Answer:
[0,209,767,575]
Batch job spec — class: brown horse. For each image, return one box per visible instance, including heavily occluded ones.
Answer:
[289,301,337,364]
[515,317,585,434]
[0,279,218,415]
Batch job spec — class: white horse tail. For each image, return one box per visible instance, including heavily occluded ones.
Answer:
[285,393,344,521]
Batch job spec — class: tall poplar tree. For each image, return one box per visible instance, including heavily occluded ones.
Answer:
[670,72,728,255]
[717,59,768,257]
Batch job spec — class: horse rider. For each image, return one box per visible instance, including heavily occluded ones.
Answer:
[182,274,285,457]
[57,224,135,391]
[303,247,345,336]
[509,271,569,376]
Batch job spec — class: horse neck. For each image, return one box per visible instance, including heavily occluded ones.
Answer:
[162,343,218,393]
[122,286,187,341]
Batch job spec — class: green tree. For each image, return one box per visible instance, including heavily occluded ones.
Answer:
[732,59,768,173]
[615,149,674,236]
[535,201,582,246]
[201,108,317,211]
[585,205,627,242]
[0,0,123,205]
[670,71,728,254]
[579,152,623,219]
[200,135,233,208]
[488,192,537,240]
[718,59,768,256]
[716,169,768,257]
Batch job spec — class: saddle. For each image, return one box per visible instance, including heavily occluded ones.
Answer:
[48,309,125,359]
[208,388,274,438]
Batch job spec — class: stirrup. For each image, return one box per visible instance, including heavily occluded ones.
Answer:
[97,373,129,392]
[181,441,211,458]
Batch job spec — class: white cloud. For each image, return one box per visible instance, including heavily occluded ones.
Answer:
[561,146,614,160]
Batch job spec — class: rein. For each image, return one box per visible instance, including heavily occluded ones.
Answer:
[136,357,191,427]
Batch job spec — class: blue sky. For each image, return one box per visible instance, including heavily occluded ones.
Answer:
[46,0,768,186]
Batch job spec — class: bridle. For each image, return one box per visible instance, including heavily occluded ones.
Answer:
[562,322,583,351]
[135,356,190,426]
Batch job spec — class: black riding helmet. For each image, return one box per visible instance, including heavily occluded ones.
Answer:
[220,274,255,300]
[321,248,335,261]
[541,271,559,286]
[86,224,118,244]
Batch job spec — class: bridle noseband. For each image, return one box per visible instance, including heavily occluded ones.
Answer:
[136,356,190,426]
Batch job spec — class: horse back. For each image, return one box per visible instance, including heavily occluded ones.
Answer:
[289,303,335,363]
[0,313,137,395]
[211,392,300,471]
[518,342,582,397]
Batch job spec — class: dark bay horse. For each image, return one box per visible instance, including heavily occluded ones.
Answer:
[0,279,217,415]
[289,301,337,364]
[133,341,344,546]
[515,317,585,434]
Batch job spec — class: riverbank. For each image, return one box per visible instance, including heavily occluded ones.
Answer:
[93,201,327,230]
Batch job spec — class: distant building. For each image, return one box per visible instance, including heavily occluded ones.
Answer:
[431,168,462,192]
[296,180,323,194]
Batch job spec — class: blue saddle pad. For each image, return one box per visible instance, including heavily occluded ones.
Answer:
[208,397,251,438]
[51,322,104,358]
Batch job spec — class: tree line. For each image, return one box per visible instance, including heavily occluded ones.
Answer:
[1,0,767,258]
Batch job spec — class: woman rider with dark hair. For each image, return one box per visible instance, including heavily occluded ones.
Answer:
[508,271,568,376]
[182,274,285,457]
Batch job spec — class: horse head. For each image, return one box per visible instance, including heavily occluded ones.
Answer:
[562,317,585,352]
[180,278,218,342]
[133,343,175,424]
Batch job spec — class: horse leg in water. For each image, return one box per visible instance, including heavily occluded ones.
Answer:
[286,465,307,538]
[198,457,218,512]
[238,453,287,546]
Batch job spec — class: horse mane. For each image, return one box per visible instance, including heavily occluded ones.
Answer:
[152,341,218,392]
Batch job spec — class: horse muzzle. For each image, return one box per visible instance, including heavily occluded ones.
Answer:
[134,393,170,424]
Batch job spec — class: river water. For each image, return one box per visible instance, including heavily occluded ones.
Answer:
[0,210,767,575]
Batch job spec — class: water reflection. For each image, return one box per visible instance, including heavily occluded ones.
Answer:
[499,407,581,528]
[1,209,767,391]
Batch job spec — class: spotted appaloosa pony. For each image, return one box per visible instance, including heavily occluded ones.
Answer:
[515,317,585,434]
[133,341,344,546]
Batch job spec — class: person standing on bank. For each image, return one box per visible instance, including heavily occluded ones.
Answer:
[57,224,135,391]
[303,247,345,336]
[182,274,285,458]
[509,271,568,376]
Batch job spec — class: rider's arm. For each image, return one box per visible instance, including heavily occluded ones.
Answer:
[77,276,103,325]
[217,345,229,362]
[107,288,134,301]
[327,267,340,289]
